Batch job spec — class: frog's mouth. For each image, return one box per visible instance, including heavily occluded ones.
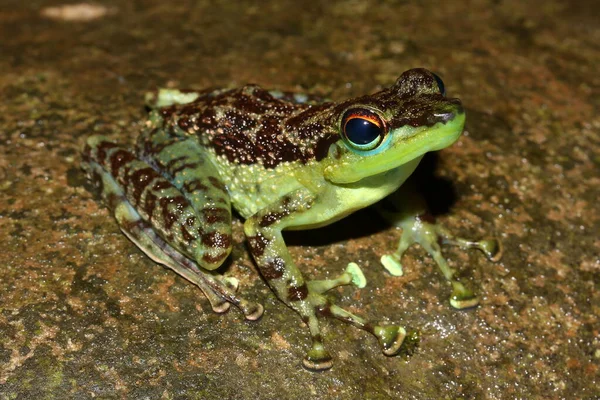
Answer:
[324,111,465,184]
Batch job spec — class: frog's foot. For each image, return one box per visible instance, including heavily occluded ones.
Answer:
[307,262,367,292]
[123,214,264,321]
[382,213,501,309]
[300,290,407,371]
[290,264,405,370]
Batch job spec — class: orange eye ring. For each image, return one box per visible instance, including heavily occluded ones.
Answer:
[341,109,387,151]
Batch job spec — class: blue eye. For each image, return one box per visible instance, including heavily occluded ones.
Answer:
[432,73,446,96]
[345,119,380,145]
[341,109,387,151]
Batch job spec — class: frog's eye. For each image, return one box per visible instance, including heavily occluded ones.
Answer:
[432,73,446,96]
[341,109,387,152]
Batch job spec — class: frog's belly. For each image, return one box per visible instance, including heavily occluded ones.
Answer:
[285,156,422,230]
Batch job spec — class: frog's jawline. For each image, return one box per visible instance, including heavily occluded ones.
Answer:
[285,156,423,231]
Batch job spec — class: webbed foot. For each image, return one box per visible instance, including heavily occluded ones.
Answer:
[381,211,501,309]
[291,264,408,370]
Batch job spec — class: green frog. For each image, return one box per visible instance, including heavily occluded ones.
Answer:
[82,68,500,370]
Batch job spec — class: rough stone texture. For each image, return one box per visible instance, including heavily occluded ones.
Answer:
[0,1,598,399]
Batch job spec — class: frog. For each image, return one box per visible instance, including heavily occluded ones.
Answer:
[82,68,501,371]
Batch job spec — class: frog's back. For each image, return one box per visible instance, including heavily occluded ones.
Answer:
[145,85,339,216]
[154,85,338,166]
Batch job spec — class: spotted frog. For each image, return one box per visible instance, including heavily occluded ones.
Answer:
[82,69,500,370]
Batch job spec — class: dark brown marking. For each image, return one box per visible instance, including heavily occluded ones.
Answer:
[105,192,122,211]
[180,225,196,243]
[283,103,330,136]
[201,231,232,249]
[129,167,159,205]
[317,303,332,317]
[259,196,293,227]
[203,207,229,224]
[224,110,257,130]
[261,257,286,280]
[109,150,136,177]
[288,284,309,301]
[165,155,187,171]
[417,212,436,224]
[195,108,217,131]
[95,141,118,164]
[183,179,209,193]
[187,88,331,168]
[152,180,172,191]
[259,212,286,227]
[281,195,291,206]
[208,176,227,192]
[159,196,188,230]
[202,252,228,264]
[172,162,201,175]
[212,134,257,165]
[143,191,158,221]
[389,96,460,128]
[314,134,340,161]
[159,105,178,119]
[247,233,269,257]
[82,144,92,162]
[362,323,375,334]
[139,133,180,157]
[178,116,192,131]
[233,91,269,114]
[119,218,145,235]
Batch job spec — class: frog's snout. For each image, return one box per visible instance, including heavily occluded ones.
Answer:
[453,102,464,115]
[432,101,464,125]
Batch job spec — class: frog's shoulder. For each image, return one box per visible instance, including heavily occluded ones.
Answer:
[157,84,340,169]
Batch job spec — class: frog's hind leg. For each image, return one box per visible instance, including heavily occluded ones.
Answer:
[378,188,502,309]
[244,189,407,370]
[115,199,235,315]
[83,136,263,320]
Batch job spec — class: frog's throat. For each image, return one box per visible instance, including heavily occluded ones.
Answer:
[324,113,465,184]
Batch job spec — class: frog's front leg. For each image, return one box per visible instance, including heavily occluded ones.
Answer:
[244,189,406,371]
[378,187,502,309]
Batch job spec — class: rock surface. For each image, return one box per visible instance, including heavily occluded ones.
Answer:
[0,1,598,398]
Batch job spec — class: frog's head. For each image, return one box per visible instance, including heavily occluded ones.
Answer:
[323,68,465,184]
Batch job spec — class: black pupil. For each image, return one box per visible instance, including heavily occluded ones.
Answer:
[345,118,381,145]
